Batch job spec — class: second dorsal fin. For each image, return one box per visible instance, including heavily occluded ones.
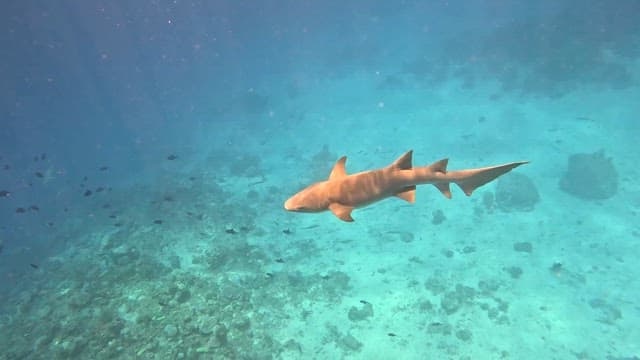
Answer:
[390,150,413,170]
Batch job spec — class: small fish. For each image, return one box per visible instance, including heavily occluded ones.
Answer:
[108,214,117,219]
[82,176,88,182]
[359,300,370,305]
[15,207,26,213]
[99,166,109,171]
[40,153,46,160]
[47,222,54,227]
[95,187,104,192]
[29,205,39,211]
[265,272,274,278]
[84,190,92,197]
[153,220,163,224]
[3,165,9,170]
[282,228,292,235]
[35,172,44,178]
[0,190,10,197]
[30,263,39,269]
[275,258,285,263]
[167,154,178,160]
[387,333,397,337]
[225,228,238,234]
[102,203,111,209]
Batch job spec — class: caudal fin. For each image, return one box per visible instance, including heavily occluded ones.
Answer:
[454,161,529,196]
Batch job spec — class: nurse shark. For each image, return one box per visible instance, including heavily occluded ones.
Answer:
[284,150,528,222]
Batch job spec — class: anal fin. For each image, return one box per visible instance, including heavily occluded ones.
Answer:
[434,183,452,199]
[395,186,416,203]
[329,203,354,222]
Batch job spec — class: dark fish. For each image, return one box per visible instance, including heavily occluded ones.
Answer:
[275,258,285,263]
[0,190,10,197]
[84,190,92,197]
[82,176,88,182]
[99,166,109,171]
[167,154,178,160]
[282,228,292,235]
[108,214,117,219]
[95,187,104,192]
[3,165,9,170]
[189,176,196,181]
[30,263,39,269]
[29,205,39,211]
[16,207,26,213]
[41,153,46,160]
[153,220,163,224]
[225,228,238,234]
[102,203,111,209]
[47,222,54,227]
[387,333,397,337]
[359,300,370,305]
[35,172,44,178]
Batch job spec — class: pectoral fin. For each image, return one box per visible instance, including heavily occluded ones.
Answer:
[329,203,354,222]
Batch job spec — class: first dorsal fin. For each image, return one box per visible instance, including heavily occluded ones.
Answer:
[329,156,347,180]
[391,150,413,170]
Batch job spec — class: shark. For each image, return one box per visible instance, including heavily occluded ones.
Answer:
[284,150,528,222]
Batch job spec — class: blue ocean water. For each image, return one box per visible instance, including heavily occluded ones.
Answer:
[1,1,639,359]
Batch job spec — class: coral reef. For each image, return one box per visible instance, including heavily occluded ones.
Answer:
[559,150,618,200]
[495,173,540,212]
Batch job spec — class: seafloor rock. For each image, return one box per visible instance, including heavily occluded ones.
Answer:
[559,150,618,200]
[348,302,373,321]
[495,173,540,212]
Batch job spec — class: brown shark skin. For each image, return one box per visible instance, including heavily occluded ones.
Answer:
[284,150,528,222]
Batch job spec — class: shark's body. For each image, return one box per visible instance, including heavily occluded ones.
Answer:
[284,150,528,222]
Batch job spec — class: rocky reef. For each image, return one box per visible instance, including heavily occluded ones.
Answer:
[559,150,618,200]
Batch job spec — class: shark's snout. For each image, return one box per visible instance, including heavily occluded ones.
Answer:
[284,198,293,211]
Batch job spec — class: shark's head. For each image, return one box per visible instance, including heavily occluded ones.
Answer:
[284,182,330,213]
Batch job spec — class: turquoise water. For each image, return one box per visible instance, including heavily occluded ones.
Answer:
[1,1,639,359]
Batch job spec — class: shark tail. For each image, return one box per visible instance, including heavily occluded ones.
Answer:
[452,161,529,196]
